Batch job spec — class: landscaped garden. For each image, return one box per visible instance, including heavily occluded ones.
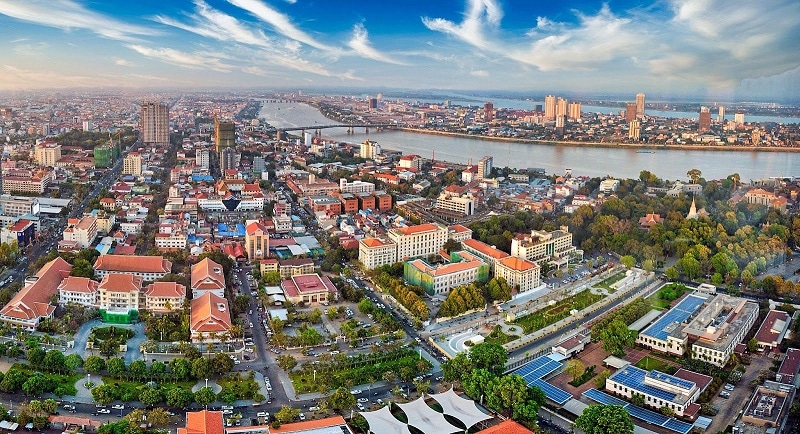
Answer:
[513,289,605,333]
[634,356,677,374]
[593,271,627,294]
[484,326,519,345]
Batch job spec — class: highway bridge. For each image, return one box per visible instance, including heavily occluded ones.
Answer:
[277,122,395,132]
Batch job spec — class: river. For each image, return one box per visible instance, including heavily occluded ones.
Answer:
[259,101,800,181]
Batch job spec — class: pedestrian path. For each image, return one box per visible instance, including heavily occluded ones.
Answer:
[191,379,222,393]
[72,375,104,404]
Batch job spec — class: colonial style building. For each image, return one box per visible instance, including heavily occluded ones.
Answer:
[191,258,226,299]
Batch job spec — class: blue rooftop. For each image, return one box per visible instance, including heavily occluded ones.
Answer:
[641,294,708,341]
[609,366,698,404]
[583,389,694,434]
[514,354,572,405]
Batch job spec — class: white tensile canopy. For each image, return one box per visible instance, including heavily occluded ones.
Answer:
[428,388,493,429]
[395,396,462,434]
[359,406,408,434]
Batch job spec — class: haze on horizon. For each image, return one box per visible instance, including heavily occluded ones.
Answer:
[0,0,798,102]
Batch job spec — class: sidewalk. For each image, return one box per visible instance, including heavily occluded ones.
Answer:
[72,375,104,404]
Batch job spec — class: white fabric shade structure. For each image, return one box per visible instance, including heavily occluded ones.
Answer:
[395,396,463,434]
[359,406,408,434]
[428,388,493,428]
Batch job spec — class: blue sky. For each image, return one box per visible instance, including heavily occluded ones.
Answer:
[0,0,798,99]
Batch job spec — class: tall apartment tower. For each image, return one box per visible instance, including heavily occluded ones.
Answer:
[568,102,581,121]
[483,102,494,122]
[141,102,169,144]
[699,106,711,132]
[477,156,493,180]
[635,93,645,118]
[734,112,745,126]
[625,103,638,122]
[556,98,568,119]
[628,120,641,140]
[544,95,556,121]
[220,147,238,173]
[214,118,236,153]
[717,106,725,123]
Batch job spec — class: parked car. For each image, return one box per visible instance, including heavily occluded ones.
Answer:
[112,404,125,410]
[308,406,320,411]
[298,413,306,421]
[97,409,111,414]
[724,383,735,391]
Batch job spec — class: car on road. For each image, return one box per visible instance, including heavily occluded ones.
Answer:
[63,404,76,411]
[256,411,269,418]
[724,383,735,391]
[719,391,730,399]
[112,404,125,410]
[298,413,306,421]
[308,406,320,411]
[357,398,368,403]
[351,389,362,395]
[356,403,365,411]
[97,409,111,414]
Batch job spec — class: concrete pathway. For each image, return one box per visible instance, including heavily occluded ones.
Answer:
[65,319,147,364]
[73,374,104,404]
[191,379,222,394]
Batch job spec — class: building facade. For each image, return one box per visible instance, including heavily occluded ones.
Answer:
[141,101,169,144]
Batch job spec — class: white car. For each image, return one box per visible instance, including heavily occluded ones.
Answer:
[112,404,125,410]
[350,389,362,395]
[256,412,269,418]
[357,398,368,403]
[298,413,306,421]
[308,406,320,411]
[97,409,111,414]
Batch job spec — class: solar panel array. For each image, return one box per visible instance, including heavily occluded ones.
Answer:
[613,367,678,403]
[649,370,695,390]
[641,295,707,340]
[514,355,573,405]
[583,389,694,434]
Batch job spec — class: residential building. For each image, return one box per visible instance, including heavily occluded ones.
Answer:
[398,154,423,170]
[219,147,238,173]
[448,224,472,243]
[477,156,493,180]
[544,95,556,121]
[144,281,186,312]
[483,102,494,122]
[178,410,224,434]
[155,232,188,251]
[734,112,745,126]
[339,178,375,195]
[625,102,637,122]
[98,274,142,313]
[776,348,800,386]
[1,219,35,247]
[244,221,269,261]
[275,258,315,278]
[191,258,226,299]
[373,191,392,211]
[568,102,581,121]
[606,366,711,418]
[636,93,646,118]
[556,98,568,119]
[196,148,210,170]
[628,119,641,140]
[141,101,169,144]
[93,255,172,281]
[34,141,61,167]
[754,310,790,351]
[509,227,578,269]
[358,238,397,269]
[190,292,231,342]
[0,195,39,217]
[122,152,143,176]
[272,215,292,233]
[2,168,54,194]
[0,257,71,331]
[494,256,541,293]
[360,140,381,159]
[281,274,336,304]
[62,216,98,248]
[214,119,235,153]
[404,251,490,295]
[699,106,711,132]
[58,276,99,307]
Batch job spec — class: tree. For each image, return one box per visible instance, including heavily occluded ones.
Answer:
[70,258,95,278]
[138,388,163,407]
[575,404,634,434]
[442,353,473,382]
[687,168,702,184]
[620,255,636,269]
[598,319,637,357]
[565,359,586,380]
[274,405,300,424]
[468,343,508,374]
[65,353,84,371]
[327,387,356,413]
[664,266,679,281]
[442,239,462,253]
[594,369,611,389]
[26,347,45,365]
[107,357,126,378]
[211,352,234,375]
[630,393,645,407]
[277,354,297,371]
[124,409,146,426]
[147,408,171,426]
[91,384,117,405]
[191,357,212,380]
[747,337,759,353]
[169,358,191,382]
[166,387,194,408]
[129,360,147,380]
[21,373,48,396]
[193,387,216,407]
[486,277,512,302]
[43,350,67,373]
[262,271,282,286]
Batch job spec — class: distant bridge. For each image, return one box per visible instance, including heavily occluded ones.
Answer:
[278,123,396,132]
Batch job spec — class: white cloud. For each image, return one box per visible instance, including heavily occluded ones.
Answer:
[422,0,501,51]
[114,58,135,67]
[126,44,233,72]
[470,70,489,77]
[226,0,335,52]
[12,41,48,56]
[154,0,274,49]
[0,0,153,41]
[347,24,405,65]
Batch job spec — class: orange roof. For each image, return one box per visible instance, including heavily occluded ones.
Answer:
[191,258,225,291]
[498,256,538,271]
[463,238,510,260]
[478,420,533,434]
[395,223,439,235]
[448,224,471,233]
[267,416,348,433]
[0,257,71,321]
[99,273,143,293]
[361,238,390,248]
[178,410,224,434]
[245,221,268,235]
[190,292,231,333]
[58,276,99,294]
[145,281,186,298]
[94,255,171,274]
[408,259,485,276]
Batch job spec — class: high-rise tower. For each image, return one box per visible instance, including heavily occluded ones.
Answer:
[556,98,568,119]
[699,107,711,132]
[214,118,236,153]
[544,95,556,121]
[635,93,645,118]
[141,101,169,145]
[625,103,637,122]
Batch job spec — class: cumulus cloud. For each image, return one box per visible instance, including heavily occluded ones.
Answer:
[0,0,153,41]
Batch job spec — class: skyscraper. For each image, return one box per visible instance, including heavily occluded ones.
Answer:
[628,120,641,140]
[568,102,581,121]
[699,106,711,132]
[214,118,236,153]
[717,106,725,123]
[483,102,494,122]
[635,93,645,118]
[556,98,568,119]
[625,103,637,122]
[544,95,556,121]
[141,102,169,145]
[220,147,238,173]
[734,112,745,126]
[477,156,493,180]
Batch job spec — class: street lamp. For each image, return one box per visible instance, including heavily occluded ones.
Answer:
[205,378,209,389]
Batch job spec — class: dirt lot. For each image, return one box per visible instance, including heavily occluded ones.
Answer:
[705,354,776,433]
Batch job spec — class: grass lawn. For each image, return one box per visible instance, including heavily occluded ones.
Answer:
[634,356,677,374]
[513,289,605,334]
[101,377,196,401]
[11,363,80,396]
[484,327,519,345]
[217,373,264,402]
[645,292,671,310]
[594,271,627,294]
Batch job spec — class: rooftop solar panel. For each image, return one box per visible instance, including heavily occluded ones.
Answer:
[641,294,707,341]
[664,419,693,434]
[531,379,572,404]
[649,370,695,390]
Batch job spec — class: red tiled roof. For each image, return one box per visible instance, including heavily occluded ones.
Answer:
[478,420,532,434]
[498,256,538,271]
[145,281,186,298]
[778,348,800,380]
[394,223,439,235]
[755,310,790,345]
[190,292,231,333]
[361,238,389,248]
[267,416,348,434]
[58,276,99,294]
[191,258,225,291]
[94,255,171,274]
[673,368,713,392]
[0,257,71,321]
[178,410,224,434]
[282,274,336,297]
[463,238,510,260]
[99,273,143,293]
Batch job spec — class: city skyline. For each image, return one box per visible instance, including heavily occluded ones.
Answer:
[0,0,798,101]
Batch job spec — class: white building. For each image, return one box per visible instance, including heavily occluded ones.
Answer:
[339,178,375,195]
[93,255,172,281]
[494,256,541,293]
[58,276,99,307]
[358,238,397,270]
[62,216,98,249]
[599,178,620,193]
[388,223,449,262]
[510,227,578,269]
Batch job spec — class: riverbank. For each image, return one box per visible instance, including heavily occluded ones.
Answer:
[397,127,800,153]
